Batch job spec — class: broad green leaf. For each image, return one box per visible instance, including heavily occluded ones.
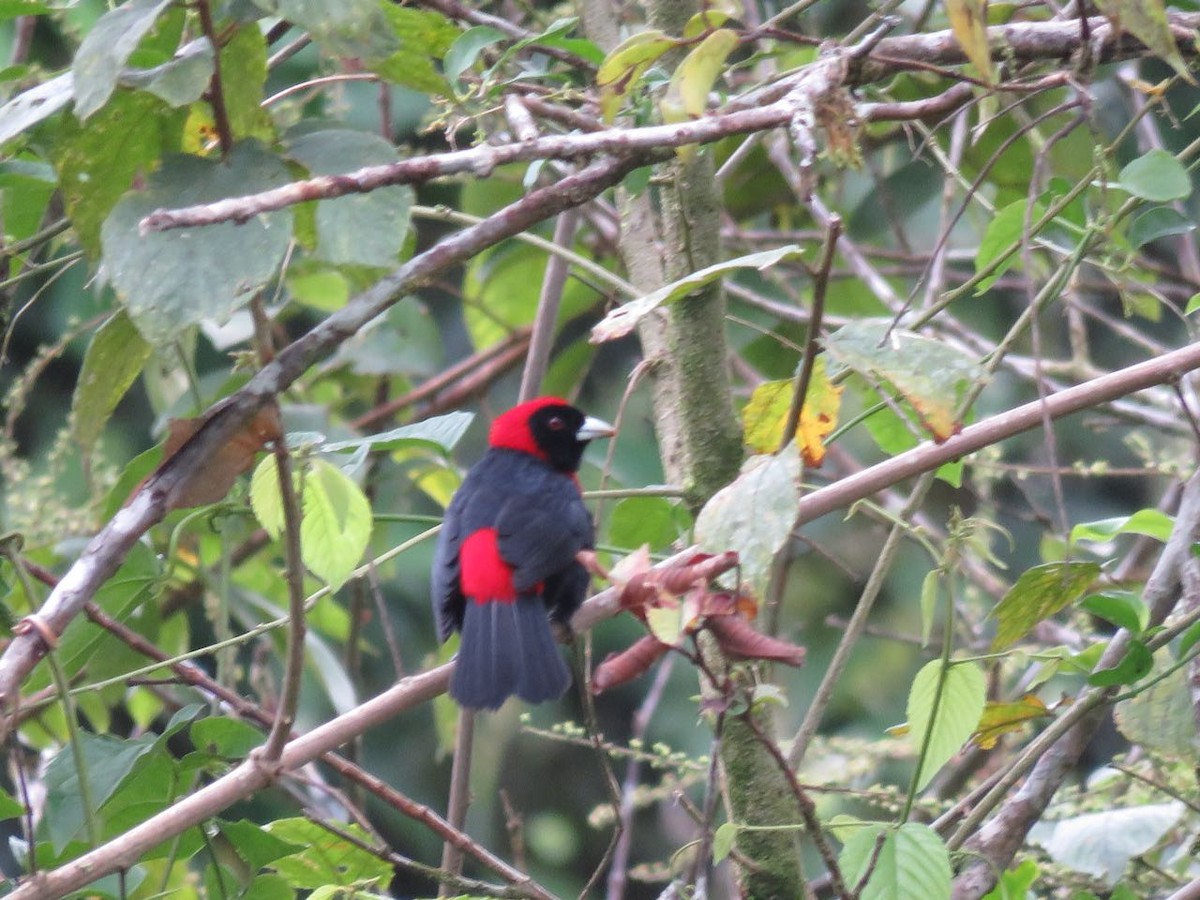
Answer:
[216,25,272,142]
[119,38,214,107]
[241,875,296,900]
[328,300,441,377]
[265,818,392,888]
[54,88,181,258]
[465,241,599,349]
[372,7,459,94]
[443,25,506,82]
[1088,638,1153,686]
[596,30,677,122]
[946,0,994,84]
[287,269,349,312]
[284,128,413,267]
[1094,0,1194,84]
[975,199,1046,294]
[695,442,800,597]
[839,823,952,900]
[323,411,474,456]
[72,311,153,458]
[1186,293,1200,316]
[607,496,685,551]
[982,859,1039,900]
[1079,591,1147,634]
[72,0,173,120]
[660,28,738,126]
[301,458,373,590]
[1114,651,1197,759]
[989,561,1102,650]
[1177,619,1200,659]
[0,71,74,146]
[1127,206,1195,248]
[824,320,982,441]
[592,245,803,343]
[190,717,263,758]
[277,0,397,59]
[1118,149,1192,202]
[1070,508,1173,545]
[712,822,738,863]
[1039,802,1185,884]
[218,820,303,871]
[906,659,986,790]
[101,140,292,346]
[0,788,23,821]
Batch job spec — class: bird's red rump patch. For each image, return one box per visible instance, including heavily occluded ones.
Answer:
[460,528,517,603]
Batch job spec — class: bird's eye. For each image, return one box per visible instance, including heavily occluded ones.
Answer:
[547,416,565,430]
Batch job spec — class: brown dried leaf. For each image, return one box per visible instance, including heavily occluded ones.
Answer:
[160,404,282,509]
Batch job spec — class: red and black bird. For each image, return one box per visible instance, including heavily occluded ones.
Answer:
[432,397,614,709]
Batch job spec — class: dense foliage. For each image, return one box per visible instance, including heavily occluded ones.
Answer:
[3,0,1200,898]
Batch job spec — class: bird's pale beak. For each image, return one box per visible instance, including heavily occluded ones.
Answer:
[577,415,616,441]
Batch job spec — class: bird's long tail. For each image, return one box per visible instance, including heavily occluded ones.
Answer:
[452,595,571,710]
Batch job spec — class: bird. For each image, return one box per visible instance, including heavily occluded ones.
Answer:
[431,396,615,709]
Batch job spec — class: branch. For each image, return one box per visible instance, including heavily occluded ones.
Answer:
[0,153,645,711]
[137,13,1200,234]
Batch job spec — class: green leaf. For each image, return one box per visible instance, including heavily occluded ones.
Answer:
[1177,619,1200,660]
[1088,639,1153,686]
[660,28,738,124]
[906,659,986,790]
[695,443,800,597]
[1186,293,1200,316]
[989,561,1102,650]
[975,198,1046,294]
[712,822,738,863]
[0,787,23,821]
[265,818,392,888]
[322,410,473,455]
[119,38,214,108]
[101,140,293,346]
[328,299,441,377]
[607,496,685,551]
[372,7,459,94]
[0,71,74,146]
[839,823,952,900]
[1118,149,1192,202]
[1039,802,1185,884]
[443,25,506,82]
[1127,206,1195,248]
[596,29,677,122]
[825,319,982,441]
[190,717,263,758]
[72,311,153,458]
[44,732,158,851]
[217,25,272,142]
[592,245,804,343]
[1080,592,1147,635]
[53,88,181,258]
[1070,508,1173,545]
[301,458,373,590]
[250,456,372,589]
[284,128,413,267]
[72,0,173,120]
[218,819,303,871]
[981,859,1039,900]
[1114,651,1196,759]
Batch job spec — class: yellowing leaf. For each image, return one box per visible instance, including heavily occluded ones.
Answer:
[989,561,1102,651]
[596,30,677,123]
[660,28,738,127]
[971,695,1050,749]
[742,380,791,453]
[798,358,841,466]
[645,603,685,647]
[824,320,981,442]
[1095,0,1195,85]
[946,0,994,85]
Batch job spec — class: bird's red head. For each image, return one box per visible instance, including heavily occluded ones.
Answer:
[489,396,614,472]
